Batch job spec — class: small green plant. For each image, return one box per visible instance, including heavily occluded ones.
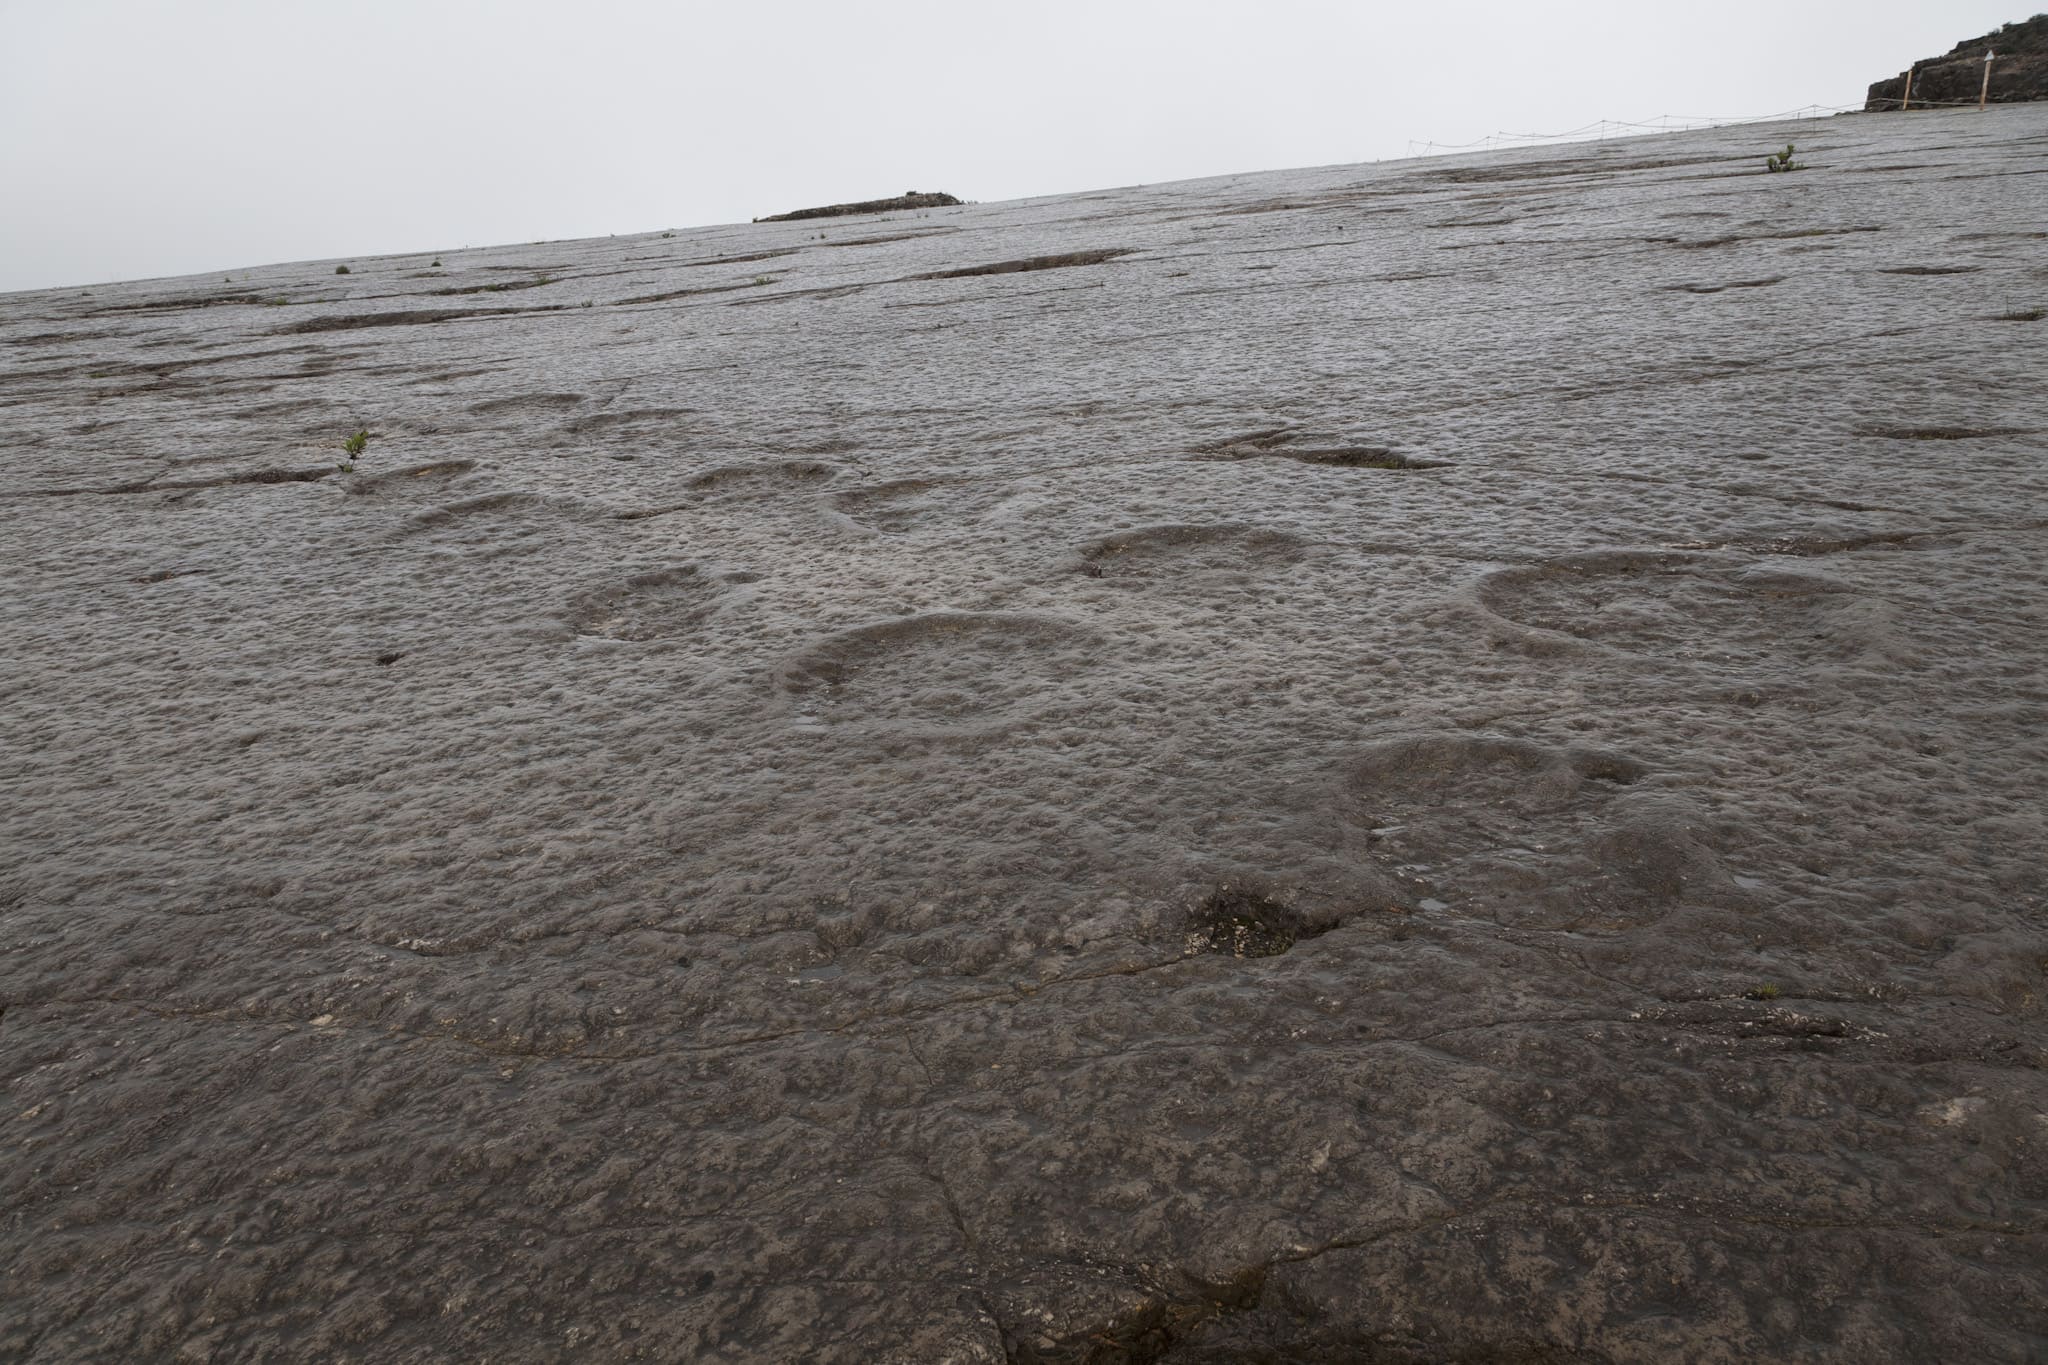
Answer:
[339,429,370,471]
[1745,983,1781,1001]
[1765,144,1798,173]
[335,264,351,274]
[750,274,774,286]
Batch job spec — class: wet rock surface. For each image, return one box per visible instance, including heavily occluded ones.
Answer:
[4,106,2048,1361]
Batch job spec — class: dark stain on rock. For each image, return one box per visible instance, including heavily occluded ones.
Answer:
[1664,277,1784,294]
[915,249,1134,281]
[275,308,548,334]
[1183,889,1333,959]
[1861,424,2033,441]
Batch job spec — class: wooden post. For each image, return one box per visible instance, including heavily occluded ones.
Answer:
[1981,50,1995,111]
[1901,68,1912,111]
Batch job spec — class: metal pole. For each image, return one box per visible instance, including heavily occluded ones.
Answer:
[1981,51,1995,111]
[1901,68,1912,112]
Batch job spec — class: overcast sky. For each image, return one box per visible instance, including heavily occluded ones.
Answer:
[0,1,2022,293]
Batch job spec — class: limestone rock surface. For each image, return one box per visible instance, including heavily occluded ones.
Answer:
[4,105,2047,1362]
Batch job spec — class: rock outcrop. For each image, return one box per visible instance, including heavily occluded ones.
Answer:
[755,189,961,221]
[1867,13,2048,108]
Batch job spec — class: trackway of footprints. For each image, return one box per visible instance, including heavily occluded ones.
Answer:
[1343,733,1740,934]
[1074,523,1311,580]
[1471,549,1897,669]
[342,442,1797,948]
[776,611,1107,735]
[565,565,755,642]
[15,109,2046,1361]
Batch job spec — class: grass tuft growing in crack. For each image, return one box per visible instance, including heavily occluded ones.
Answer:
[339,428,370,472]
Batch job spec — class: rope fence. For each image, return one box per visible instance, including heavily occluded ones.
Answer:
[1404,94,2003,158]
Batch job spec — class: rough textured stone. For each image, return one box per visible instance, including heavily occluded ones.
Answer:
[1867,14,2048,109]
[756,190,963,222]
[3,105,2047,1362]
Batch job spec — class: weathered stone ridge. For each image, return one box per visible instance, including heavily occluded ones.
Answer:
[1867,13,2048,109]
[755,189,962,221]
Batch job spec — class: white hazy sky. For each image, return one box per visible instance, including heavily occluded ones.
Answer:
[0,1,2022,293]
